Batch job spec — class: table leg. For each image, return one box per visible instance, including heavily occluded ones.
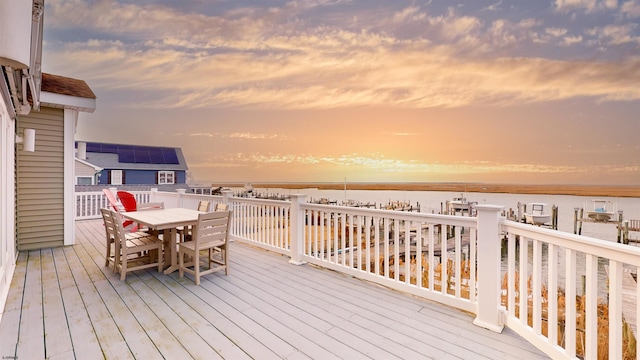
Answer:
[164,228,180,274]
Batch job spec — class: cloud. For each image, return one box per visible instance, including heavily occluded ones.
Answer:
[588,23,640,45]
[186,132,289,140]
[554,0,617,12]
[43,0,640,111]
[388,132,420,136]
[188,151,639,176]
[546,27,568,37]
[391,6,427,24]
[621,0,640,17]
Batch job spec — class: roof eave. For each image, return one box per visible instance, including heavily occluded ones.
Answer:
[40,91,96,113]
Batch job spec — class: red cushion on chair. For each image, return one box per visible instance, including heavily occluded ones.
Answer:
[116,191,138,227]
[117,191,138,212]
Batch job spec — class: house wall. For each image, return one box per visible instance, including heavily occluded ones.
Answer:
[0,83,17,316]
[98,169,186,185]
[16,107,65,250]
[75,160,98,184]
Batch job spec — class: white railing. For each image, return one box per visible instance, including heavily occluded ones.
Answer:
[75,189,151,219]
[152,190,223,211]
[75,189,639,359]
[293,195,479,313]
[228,196,291,256]
[501,220,640,359]
[74,188,222,219]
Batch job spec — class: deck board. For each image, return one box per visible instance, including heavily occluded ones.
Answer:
[18,251,45,360]
[42,248,74,358]
[0,219,550,359]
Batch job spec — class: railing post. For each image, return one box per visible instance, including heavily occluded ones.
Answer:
[289,194,307,265]
[176,188,186,208]
[150,188,158,202]
[221,189,233,207]
[473,204,505,333]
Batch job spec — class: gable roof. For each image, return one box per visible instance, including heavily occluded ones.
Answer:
[42,73,96,99]
[38,73,96,112]
[76,141,188,171]
[75,157,103,172]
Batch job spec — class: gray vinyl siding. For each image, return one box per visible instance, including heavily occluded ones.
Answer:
[16,107,64,250]
[75,161,96,178]
[76,160,98,184]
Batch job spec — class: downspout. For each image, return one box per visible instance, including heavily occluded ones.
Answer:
[20,71,31,114]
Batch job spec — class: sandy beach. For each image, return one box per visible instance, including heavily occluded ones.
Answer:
[215,182,640,198]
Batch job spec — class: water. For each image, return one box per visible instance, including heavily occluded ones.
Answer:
[256,186,640,298]
[256,187,640,242]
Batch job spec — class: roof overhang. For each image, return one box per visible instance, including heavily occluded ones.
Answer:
[40,91,96,113]
[75,157,103,172]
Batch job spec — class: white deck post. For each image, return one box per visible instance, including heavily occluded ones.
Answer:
[473,204,504,333]
[176,188,186,208]
[221,189,232,207]
[289,194,306,265]
[150,188,158,202]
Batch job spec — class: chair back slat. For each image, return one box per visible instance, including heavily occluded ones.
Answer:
[193,211,231,251]
[197,200,210,212]
[215,203,228,211]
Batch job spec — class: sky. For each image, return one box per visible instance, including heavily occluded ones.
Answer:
[42,0,640,185]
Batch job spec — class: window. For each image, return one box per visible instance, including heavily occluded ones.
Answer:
[111,170,123,185]
[158,171,175,184]
[76,176,94,185]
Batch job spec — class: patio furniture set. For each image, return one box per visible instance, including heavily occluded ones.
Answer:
[101,189,231,285]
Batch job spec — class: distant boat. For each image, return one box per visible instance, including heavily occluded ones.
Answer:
[524,203,552,225]
[342,199,376,208]
[309,198,337,205]
[450,194,473,211]
[586,199,617,222]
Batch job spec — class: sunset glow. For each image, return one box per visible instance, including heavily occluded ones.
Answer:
[43,0,640,185]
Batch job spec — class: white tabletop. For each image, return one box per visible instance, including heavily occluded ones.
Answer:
[121,208,204,230]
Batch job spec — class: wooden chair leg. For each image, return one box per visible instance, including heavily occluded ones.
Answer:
[179,251,184,278]
[114,245,120,274]
[223,249,228,275]
[120,253,127,281]
[105,239,111,267]
[156,248,163,273]
[194,251,200,286]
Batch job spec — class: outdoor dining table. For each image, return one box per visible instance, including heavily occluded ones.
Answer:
[121,207,204,275]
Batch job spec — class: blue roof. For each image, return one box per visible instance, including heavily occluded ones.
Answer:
[82,142,180,165]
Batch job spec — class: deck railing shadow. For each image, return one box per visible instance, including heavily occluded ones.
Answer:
[75,188,640,359]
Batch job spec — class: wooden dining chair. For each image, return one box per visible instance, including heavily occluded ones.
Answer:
[177,200,211,242]
[101,208,153,272]
[178,210,231,285]
[101,208,118,270]
[214,203,228,211]
[111,210,164,281]
[197,200,210,212]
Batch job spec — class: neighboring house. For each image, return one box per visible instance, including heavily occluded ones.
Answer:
[75,141,188,187]
[75,157,103,185]
[1,0,96,318]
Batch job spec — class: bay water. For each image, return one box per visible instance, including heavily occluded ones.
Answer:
[255,186,640,297]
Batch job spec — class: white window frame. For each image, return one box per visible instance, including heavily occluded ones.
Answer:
[158,170,175,185]
[111,170,123,185]
[76,176,94,185]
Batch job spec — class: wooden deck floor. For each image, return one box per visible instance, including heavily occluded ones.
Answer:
[1,219,549,359]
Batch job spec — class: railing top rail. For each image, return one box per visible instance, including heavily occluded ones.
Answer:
[502,219,640,265]
[302,202,477,226]
[177,192,223,199]
[229,197,293,207]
